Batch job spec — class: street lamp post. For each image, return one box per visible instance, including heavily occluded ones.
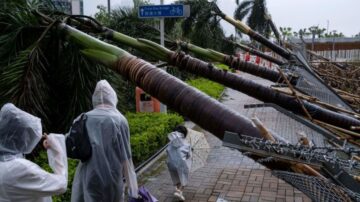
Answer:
[107,0,110,13]
[159,0,167,113]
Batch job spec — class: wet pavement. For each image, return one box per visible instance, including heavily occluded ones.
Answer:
[138,73,311,202]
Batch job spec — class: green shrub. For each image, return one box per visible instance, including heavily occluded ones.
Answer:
[186,77,225,99]
[126,112,184,165]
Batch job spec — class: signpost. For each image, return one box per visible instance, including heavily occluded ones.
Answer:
[138,4,190,18]
[139,3,190,113]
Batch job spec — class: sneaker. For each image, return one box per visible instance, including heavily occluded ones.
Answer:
[174,190,185,201]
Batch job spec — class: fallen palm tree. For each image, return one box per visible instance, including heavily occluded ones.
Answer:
[62,15,360,133]
[211,4,354,112]
[223,39,285,66]
[177,41,295,84]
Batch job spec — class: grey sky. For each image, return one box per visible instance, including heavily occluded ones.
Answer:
[84,0,360,37]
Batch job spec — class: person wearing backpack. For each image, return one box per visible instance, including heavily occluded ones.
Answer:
[69,80,139,202]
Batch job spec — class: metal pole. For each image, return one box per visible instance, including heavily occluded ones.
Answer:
[160,0,164,46]
[107,0,110,13]
[159,0,167,113]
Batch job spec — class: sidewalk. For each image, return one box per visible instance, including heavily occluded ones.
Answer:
[139,73,311,202]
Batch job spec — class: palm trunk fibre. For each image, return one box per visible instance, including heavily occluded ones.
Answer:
[57,22,262,141]
[168,51,360,132]
[178,41,296,85]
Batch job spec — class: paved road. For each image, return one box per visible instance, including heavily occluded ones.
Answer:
[139,73,311,202]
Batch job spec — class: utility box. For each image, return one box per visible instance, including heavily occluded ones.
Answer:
[135,87,161,112]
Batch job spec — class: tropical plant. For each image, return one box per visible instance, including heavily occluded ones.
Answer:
[94,5,110,25]
[234,0,271,38]
[309,26,326,38]
[298,28,311,39]
[325,30,345,38]
[175,0,225,50]
[279,27,293,41]
[0,1,133,133]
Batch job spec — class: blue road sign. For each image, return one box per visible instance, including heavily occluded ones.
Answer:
[139,4,190,18]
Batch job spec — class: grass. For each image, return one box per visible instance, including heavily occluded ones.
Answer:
[215,63,230,71]
[186,77,225,99]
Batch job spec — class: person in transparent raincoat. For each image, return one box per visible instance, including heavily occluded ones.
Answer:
[166,126,192,201]
[0,103,68,202]
[70,80,139,202]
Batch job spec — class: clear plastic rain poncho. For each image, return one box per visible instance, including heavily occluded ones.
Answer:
[166,131,192,186]
[71,80,138,202]
[0,103,68,202]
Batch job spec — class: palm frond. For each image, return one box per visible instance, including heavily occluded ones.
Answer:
[247,0,269,36]
[234,6,251,21]
[0,2,136,133]
[0,47,51,127]
[234,0,253,20]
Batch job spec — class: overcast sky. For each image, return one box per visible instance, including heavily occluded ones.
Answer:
[84,0,360,37]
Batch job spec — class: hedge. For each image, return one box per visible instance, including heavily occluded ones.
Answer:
[127,112,184,165]
[33,112,183,201]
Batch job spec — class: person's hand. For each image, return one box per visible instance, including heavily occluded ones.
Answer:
[42,133,50,149]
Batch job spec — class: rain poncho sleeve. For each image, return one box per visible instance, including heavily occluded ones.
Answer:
[71,80,138,202]
[0,103,68,202]
[166,132,192,186]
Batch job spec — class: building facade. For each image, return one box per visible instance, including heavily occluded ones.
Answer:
[52,0,83,15]
[292,37,360,62]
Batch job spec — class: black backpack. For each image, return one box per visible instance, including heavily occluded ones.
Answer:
[66,113,92,162]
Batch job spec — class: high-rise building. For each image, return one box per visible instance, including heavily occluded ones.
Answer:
[52,0,83,15]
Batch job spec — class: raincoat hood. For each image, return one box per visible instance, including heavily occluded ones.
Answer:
[168,131,186,148]
[92,80,118,108]
[0,103,42,155]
